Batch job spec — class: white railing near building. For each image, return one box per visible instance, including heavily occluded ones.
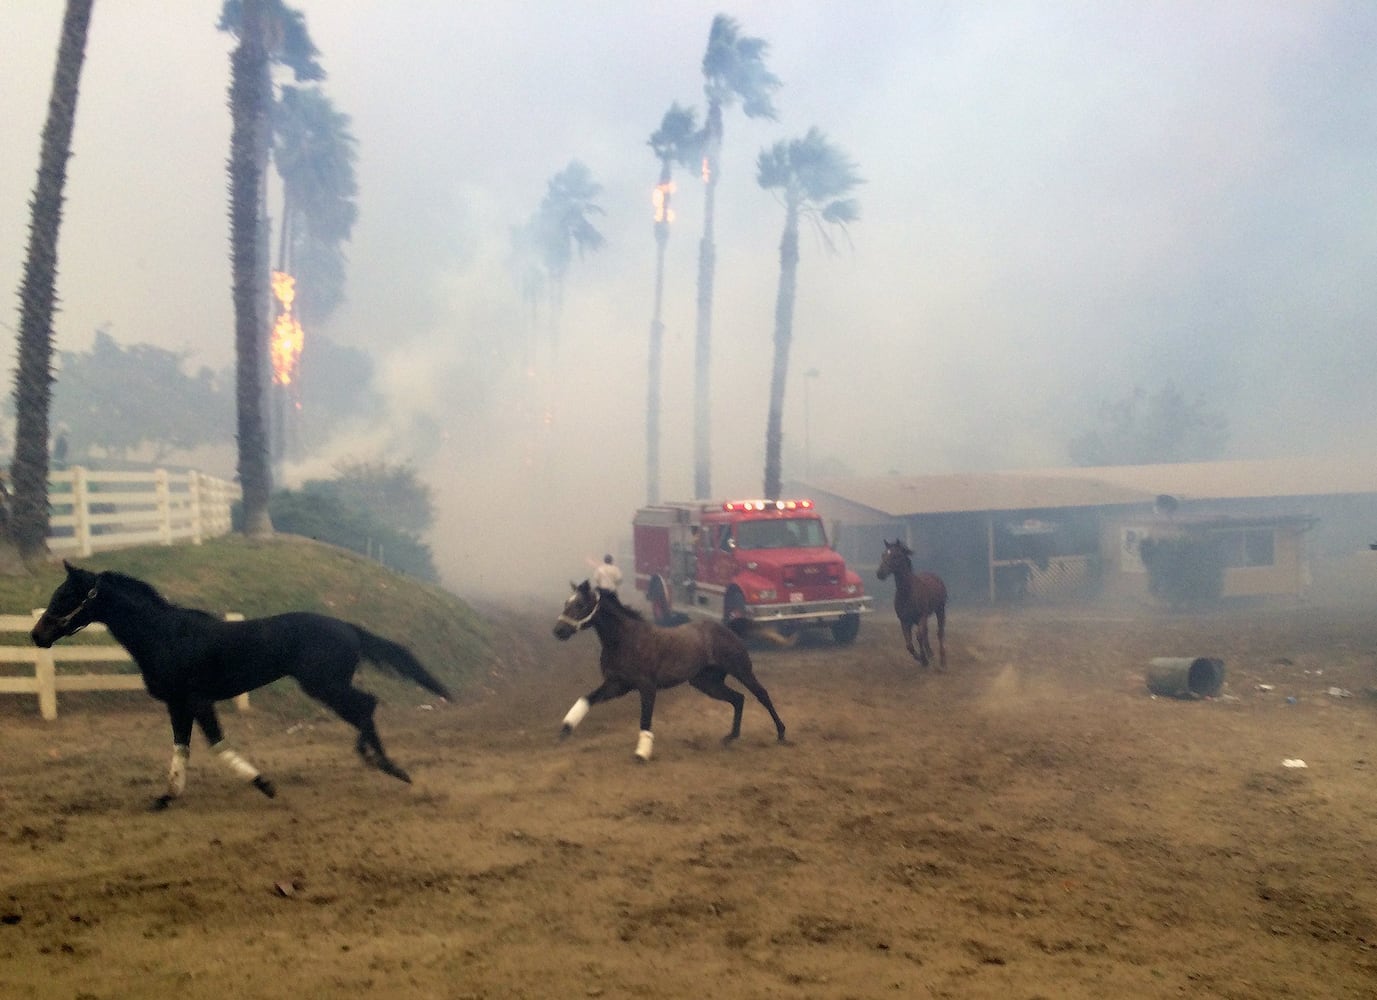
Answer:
[46,466,239,557]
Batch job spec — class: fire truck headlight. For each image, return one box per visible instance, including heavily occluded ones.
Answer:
[844,583,858,594]
[756,588,776,602]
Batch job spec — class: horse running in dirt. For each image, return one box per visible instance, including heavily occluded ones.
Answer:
[31,562,450,809]
[876,539,948,668]
[552,580,787,761]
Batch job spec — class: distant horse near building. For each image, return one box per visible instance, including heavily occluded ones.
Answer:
[876,539,948,668]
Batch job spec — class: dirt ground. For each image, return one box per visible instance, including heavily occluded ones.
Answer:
[3,589,1377,1000]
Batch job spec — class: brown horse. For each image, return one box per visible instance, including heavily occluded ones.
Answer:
[552,580,787,761]
[876,539,948,668]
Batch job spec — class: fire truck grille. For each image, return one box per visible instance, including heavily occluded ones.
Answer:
[782,563,841,589]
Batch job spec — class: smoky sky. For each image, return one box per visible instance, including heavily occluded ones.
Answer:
[3,1,1376,597]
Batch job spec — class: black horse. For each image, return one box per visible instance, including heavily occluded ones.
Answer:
[31,561,450,808]
[552,580,786,761]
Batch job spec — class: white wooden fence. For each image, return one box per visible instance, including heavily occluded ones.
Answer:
[46,466,238,557]
[0,611,248,720]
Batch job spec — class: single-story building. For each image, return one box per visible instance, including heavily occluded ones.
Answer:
[789,456,1377,605]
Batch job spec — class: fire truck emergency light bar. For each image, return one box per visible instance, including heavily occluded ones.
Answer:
[721,499,814,512]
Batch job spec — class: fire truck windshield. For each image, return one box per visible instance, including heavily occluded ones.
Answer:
[734,518,827,550]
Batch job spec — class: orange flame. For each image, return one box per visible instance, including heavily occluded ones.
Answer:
[270,270,304,387]
[701,156,711,184]
[652,181,676,223]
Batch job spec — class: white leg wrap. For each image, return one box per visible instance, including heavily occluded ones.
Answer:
[167,744,190,798]
[212,741,261,782]
[635,730,654,761]
[562,697,591,730]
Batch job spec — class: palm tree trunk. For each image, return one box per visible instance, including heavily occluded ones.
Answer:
[763,200,800,501]
[229,0,274,537]
[692,102,723,500]
[8,0,94,565]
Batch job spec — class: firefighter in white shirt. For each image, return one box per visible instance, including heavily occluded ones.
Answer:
[591,554,622,594]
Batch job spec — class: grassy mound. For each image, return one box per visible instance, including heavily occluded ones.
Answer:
[0,535,493,714]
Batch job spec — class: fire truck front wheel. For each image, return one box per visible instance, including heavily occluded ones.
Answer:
[723,588,749,636]
[831,613,861,645]
[648,577,673,626]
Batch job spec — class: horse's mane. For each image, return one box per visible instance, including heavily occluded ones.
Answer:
[598,588,646,622]
[102,571,172,606]
[102,571,217,619]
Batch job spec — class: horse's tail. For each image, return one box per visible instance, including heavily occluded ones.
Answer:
[355,627,452,701]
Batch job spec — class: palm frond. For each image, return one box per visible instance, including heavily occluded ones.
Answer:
[821,198,861,225]
[755,141,793,191]
[649,102,703,169]
[701,13,781,119]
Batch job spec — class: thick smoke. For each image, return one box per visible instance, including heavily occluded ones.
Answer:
[4,3,1377,601]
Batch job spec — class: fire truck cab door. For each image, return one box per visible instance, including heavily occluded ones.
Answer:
[710,525,738,583]
[696,525,731,585]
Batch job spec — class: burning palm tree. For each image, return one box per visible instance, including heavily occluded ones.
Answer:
[270,84,357,463]
[269,270,305,461]
[226,0,276,536]
[7,0,94,565]
[646,103,702,505]
[692,13,781,499]
[756,128,861,501]
[272,84,357,323]
[219,0,327,530]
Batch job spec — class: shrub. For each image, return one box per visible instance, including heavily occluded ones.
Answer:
[235,488,439,582]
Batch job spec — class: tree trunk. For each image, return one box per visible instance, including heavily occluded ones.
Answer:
[8,0,95,567]
[229,0,274,538]
[646,163,672,506]
[763,200,800,502]
[692,102,723,500]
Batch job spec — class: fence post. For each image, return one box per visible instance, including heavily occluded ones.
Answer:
[155,469,172,545]
[189,472,204,545]
[72,465,92,557]
[35,647,57,721]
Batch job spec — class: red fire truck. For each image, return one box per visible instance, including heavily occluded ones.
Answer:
[632,498,871,644]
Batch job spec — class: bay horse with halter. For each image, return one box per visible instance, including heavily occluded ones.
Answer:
[552,580,787,761]
[31,562,450,809]
[876,539,948,668]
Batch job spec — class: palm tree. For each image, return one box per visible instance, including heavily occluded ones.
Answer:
[693,13,781,499]
[220,0,326,532]
[227,0,275,537]
[535,160,606,346]
[645,103,702,505]
[7,0,94,565]
[270,84,357,463]
[507,218,546,343]
[218,0,325,83]
[272,84,357,323]
[756,128,861,501]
